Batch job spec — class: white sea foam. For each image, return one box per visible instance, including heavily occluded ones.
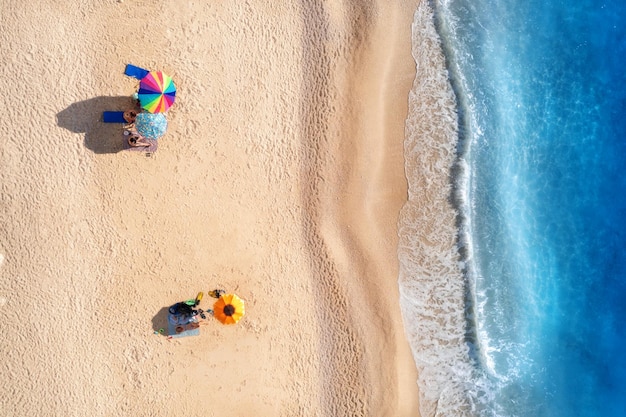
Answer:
[398,3,497,416]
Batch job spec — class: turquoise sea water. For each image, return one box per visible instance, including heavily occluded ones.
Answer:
[400,1,626,416]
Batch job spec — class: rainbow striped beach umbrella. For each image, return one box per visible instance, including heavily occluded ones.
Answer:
[138,71,176,113]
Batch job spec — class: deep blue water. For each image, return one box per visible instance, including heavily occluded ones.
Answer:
[436,0,626,415]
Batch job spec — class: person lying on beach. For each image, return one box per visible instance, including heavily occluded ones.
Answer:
[126,132,151,148]
[123,109,139,124]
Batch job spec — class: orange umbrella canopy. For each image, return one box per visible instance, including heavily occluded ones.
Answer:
[213,294,245,325]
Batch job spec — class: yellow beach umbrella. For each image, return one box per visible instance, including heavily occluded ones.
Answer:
[213,294,245,325]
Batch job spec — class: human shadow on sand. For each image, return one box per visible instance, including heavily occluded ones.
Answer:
[56,96,136,154]
[152,306,170,333]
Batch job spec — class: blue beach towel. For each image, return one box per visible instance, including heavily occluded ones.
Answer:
[124,64,149,80]
[102,111,126,123]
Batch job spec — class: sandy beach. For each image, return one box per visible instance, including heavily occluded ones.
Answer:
[0,1,445,416]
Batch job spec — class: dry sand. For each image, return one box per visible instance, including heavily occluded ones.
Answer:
[1,1,430,416]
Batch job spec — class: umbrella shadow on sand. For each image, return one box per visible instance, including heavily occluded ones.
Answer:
[152,306,170,333]
[56,96,136,154]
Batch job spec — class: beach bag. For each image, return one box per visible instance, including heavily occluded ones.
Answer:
[168,302,194,317]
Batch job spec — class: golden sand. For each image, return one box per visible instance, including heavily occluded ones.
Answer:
[0,1,453,416]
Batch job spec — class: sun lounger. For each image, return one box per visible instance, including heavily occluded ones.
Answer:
[102,111,127,123]
[124,64,150,80]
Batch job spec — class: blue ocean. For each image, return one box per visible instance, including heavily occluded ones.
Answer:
[399,1,626,416]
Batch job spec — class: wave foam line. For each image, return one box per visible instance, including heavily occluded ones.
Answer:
[398,3,494,416]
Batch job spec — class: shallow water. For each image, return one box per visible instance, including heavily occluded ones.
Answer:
[400,1,626,415]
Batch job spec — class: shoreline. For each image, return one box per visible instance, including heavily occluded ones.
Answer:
[399,2,467,416]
